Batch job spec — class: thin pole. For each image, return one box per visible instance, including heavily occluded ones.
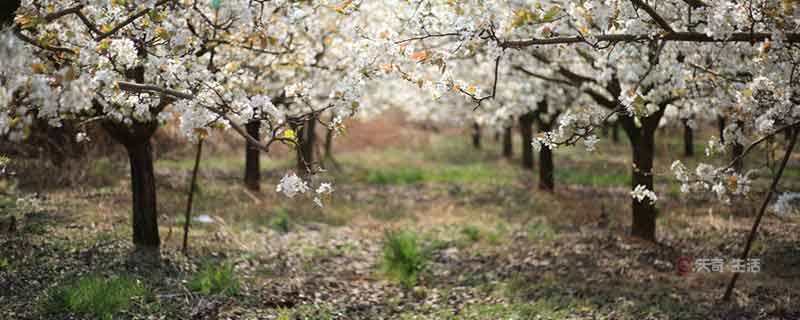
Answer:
[182,138,204,256]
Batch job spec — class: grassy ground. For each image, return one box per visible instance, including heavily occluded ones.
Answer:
[1,115,799,319]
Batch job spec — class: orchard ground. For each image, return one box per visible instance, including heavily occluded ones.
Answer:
[2,113,799,319]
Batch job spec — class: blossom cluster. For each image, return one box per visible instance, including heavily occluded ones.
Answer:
[276,173,334,207]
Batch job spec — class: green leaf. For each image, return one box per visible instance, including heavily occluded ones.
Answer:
[210,0,222,9]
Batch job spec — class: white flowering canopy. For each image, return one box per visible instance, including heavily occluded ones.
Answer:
[0,0,411,202]
[345,0,800,203]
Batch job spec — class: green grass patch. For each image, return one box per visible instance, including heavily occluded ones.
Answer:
[381,230,429,288]
[431,163,510,184]
[364,163,511,185]
[460,225,482,243]
[269,208,291,233]
[555,168,628,187]
[366,167,425,185]
[189,262,240,296]
[46,275,147,320]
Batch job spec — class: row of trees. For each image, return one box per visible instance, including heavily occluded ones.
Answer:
[2,2,799,292]
[369,0,800,245]
[0,0,384,253]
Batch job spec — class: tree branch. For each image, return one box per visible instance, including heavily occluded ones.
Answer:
[117,81,194,100]
[630,0,674,33]
[500,32,800,49]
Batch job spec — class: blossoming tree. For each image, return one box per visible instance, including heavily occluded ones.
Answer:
[376,0,800,245]
[1,0,377,253]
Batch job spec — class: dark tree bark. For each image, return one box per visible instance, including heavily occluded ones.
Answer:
[535,102,558,191]
[244,121,261,191]
[620,110,664,242]
[104,121,160,251]
[519,112,535,169]
[502,124,513,159]
[539,146,554,191]
[296,116,317,174]
[718,115,727,144]
[472,122,481,149]
[683,119,694,157]
[127,141,159,249]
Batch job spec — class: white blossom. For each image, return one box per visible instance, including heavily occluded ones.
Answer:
[631,185,657,204]
[276,173,310,198]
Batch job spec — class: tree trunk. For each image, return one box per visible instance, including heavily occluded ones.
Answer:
[535,102,557,191]
[539,141,554,191]
[537,121,554,191]
[620,112,662,242]
[683,119,694,157]
[244,121,261,191]
[125,139,160,250]
[630,129,656,241]
[718,115,727,144]
[502,124,513,159]
[472,122,481,149]
[103,120,160,252]
[519,112,535,169]
[297,116,317,174]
